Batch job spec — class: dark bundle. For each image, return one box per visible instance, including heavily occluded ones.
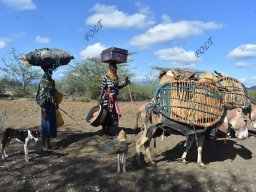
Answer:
[22,48,74,67]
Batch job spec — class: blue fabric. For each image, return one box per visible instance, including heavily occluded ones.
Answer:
[41,102,57,138]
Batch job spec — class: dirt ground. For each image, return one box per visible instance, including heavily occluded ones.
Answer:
[0,98,256,192]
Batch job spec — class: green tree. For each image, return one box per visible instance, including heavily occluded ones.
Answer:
[144,71,159,97]
[0,77,17,95]
[0,49,41,96]
[62,57,133,100]
[248,90,256,103]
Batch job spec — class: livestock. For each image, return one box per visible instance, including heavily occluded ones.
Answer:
[135,100,249,168]
[249,104,256,128]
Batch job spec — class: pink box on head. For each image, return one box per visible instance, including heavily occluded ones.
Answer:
[101,47,128,64]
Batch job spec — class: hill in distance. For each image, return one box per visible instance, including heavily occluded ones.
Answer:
[247,86,256,90]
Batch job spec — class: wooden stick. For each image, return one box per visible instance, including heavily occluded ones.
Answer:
[128,84,137,116]
[59,107,84,129]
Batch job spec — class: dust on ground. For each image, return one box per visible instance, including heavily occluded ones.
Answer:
[0,99,256,192]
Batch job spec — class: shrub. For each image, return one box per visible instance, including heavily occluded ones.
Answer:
[248,90,256,102]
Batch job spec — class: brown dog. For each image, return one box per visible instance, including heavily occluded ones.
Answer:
[117,130,128,173]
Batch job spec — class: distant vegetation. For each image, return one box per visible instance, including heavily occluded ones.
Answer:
[1,49,256,102]
[0,51,154,101]
[248,90,256,103]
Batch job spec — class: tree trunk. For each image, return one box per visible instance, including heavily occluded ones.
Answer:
[21,86,26,97]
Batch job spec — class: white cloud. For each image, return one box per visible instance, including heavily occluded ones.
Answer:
[155,47,199,67]
[161,14,172,23]
[0,40,6,49]
[80,43,106,59]
[227,44,256,59]
[239,76,256,88]
[0,32,27,49]
[235,62,253,68]
[0,0,36,10]
[86,3,154,29]
[55,73,65,78]
[35,35,50,44]
[52,72,66,80]
[57,73,65,77]
[130,20,222,48]
[13,32,26,39]
[135,2,155,23]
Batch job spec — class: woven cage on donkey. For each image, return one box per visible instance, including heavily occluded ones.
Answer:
[156,81,225,128]
[216,77,250,108]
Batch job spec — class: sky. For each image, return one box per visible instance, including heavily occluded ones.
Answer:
[0,0,256,87]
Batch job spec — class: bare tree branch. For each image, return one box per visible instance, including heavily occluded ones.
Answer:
[0,48,42,96]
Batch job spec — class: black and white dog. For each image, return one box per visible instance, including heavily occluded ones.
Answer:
[1,128,40,162]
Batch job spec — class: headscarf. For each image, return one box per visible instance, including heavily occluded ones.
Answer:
[41,66,55,86]
[107,62,118,81]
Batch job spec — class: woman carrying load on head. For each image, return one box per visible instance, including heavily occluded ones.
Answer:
[36,66,58,151]
[99,62,130,136]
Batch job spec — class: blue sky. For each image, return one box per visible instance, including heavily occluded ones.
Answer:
[0,0,256,87]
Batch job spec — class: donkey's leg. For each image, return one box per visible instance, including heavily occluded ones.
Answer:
[144,125,158,166]
[197,134,206,168]
[137,124,157,166]
[181,135,195,164]
[136,129,148,165]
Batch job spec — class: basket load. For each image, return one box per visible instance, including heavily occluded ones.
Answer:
[216,76,249,108]
[55,91,63,105]
[156,81,224,128]
[22,48,74,67]
[159,69,217,86]
[56,110,64,128]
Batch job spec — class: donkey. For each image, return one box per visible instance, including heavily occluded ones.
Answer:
[135,100,249,168]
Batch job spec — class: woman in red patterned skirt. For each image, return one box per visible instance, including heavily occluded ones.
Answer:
[99,62,130,136]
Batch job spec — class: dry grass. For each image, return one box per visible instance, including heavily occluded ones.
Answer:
[0,99,256,191]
